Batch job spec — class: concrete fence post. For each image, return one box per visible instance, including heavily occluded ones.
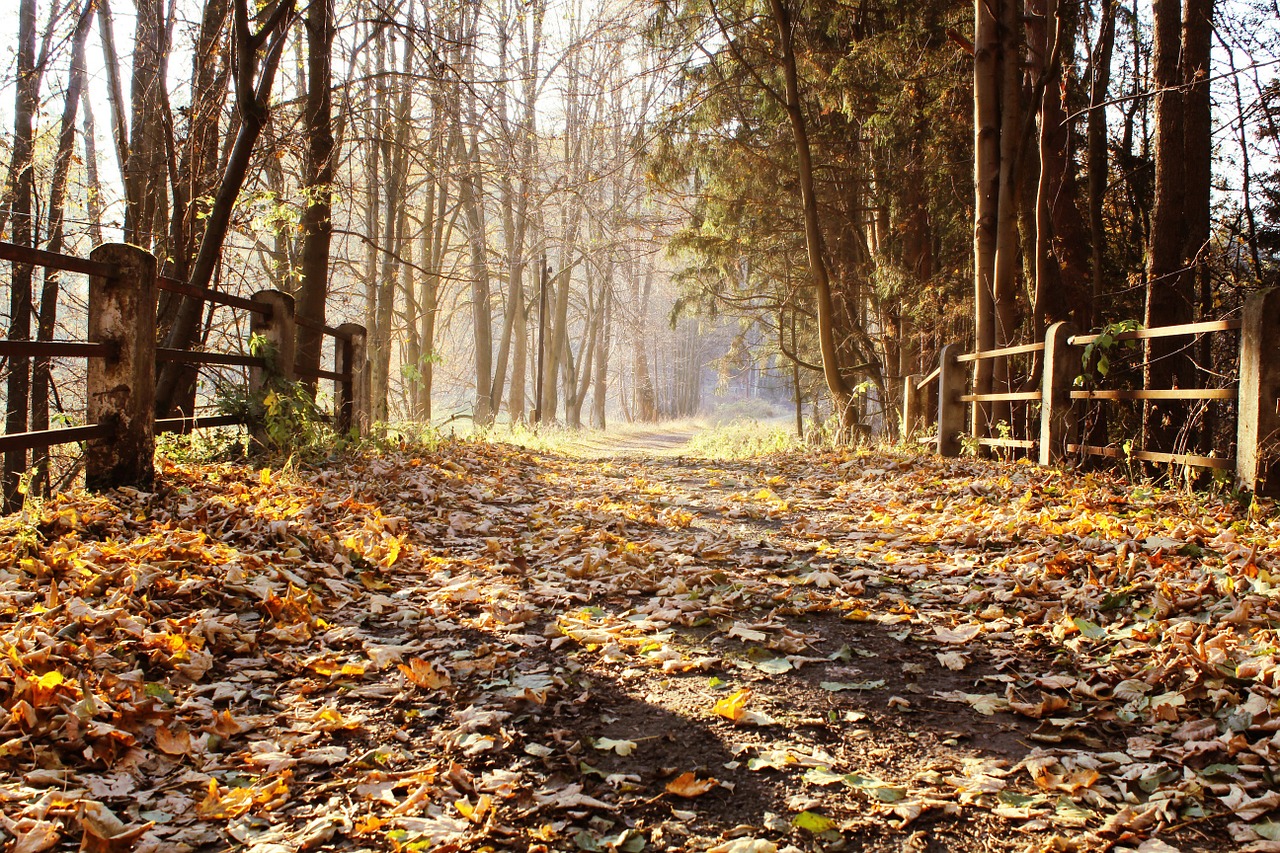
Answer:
[1040,321,1081,466]
[249,290,297,391]
[1237,288,1280,495]
[903,373,924,438]
[336,323,369,436]
[86,243,157,491]
[248,290,296,450]
[937,343,966,457]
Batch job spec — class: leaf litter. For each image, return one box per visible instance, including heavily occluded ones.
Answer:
[1,442,1279,850]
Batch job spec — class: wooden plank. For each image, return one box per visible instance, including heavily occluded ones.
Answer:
[977,436,1036,449]
[294,363,347,383]
[156,276,269,315]
[0,239,116,278]
[1067,443,1233,471]
[156,348,264,369]
[955,341,1046,363]
[1070,318,1241,346]
[915,364,941,390]
[0,340,116,359]
[1069,388,1235,401]
[155,414,244,435]
[960,391,1041,403]
[0,423,113,454]
[295,314,353,340]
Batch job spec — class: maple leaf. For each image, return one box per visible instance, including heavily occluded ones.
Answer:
[666,771,718,797]
[399,657,451,689]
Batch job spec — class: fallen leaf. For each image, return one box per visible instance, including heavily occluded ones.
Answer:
[666,771,718,797]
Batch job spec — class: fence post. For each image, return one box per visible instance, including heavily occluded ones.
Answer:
[86,243,157,491]
[902,373,923,438]
[937,343,966,456]
[249,290,297,389]
[1237,288,1280,495]
[336,323,369,436]
[1040,321,1080,465]
[248,290,296,449]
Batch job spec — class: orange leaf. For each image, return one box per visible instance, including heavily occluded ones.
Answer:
[666,771,718,798]
[154,726,192,756]
[399,658,450,689]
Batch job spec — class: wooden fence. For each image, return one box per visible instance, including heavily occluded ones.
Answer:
[0,241,369,506]
[903,289,1280,494]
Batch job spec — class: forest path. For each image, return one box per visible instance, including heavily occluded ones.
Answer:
[2,440,1266,851]
[548,421,703,458]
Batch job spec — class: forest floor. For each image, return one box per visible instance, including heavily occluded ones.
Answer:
[3,428,1280,853]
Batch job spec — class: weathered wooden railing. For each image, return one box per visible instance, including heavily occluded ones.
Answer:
[903,289,1280,494]
[0,241,369,503]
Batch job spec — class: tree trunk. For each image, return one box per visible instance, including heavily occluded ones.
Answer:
[1086,0,1115,330]
[768,0,855,439]
[1144,0,1209,451]
[31,0,94,497]
[2,0,39,512]
[972,0,1000,440]
[80,86,105,246]
[592,283,610,429]
[154,0,297,417]
[124,0,170,252]
[295,0,335,391]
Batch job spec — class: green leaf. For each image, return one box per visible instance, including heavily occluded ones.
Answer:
[803,767,846,786]
[145,683,176,704]
[828,644,853,662]
[1053,796,1093,827]
[1072,616,1106,640]
[1198,763,1237,778]
[843,773,907,802]
[820,679,885,692]
[997,791,1043,807]
[756,658,793,675]
[574,830,603,851]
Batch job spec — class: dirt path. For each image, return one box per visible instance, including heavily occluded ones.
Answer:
[2,440,1273,852]
[544,422,704,458]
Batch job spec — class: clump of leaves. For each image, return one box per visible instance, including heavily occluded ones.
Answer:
[1075,319,1142,388]
[216,334,336,459]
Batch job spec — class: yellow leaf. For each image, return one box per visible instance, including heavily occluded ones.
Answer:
[713,688,752,723]
[383,535,404,567]
[37,671,64,690]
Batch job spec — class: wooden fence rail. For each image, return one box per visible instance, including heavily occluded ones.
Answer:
[904,289,1280,494]
[0,241,369,505]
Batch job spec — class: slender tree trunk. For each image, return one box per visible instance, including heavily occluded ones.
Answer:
[81,87,105,246]
[768,0,855,438]
[592,284,610,429]
[154,0,297,416]
[2,0,39,512]
[1086,0,1115,330]
[632,268,656,421]
[295,0,334,391]
[972,0,1000,440]
[31,0,94,497]
[125,0,169,251]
